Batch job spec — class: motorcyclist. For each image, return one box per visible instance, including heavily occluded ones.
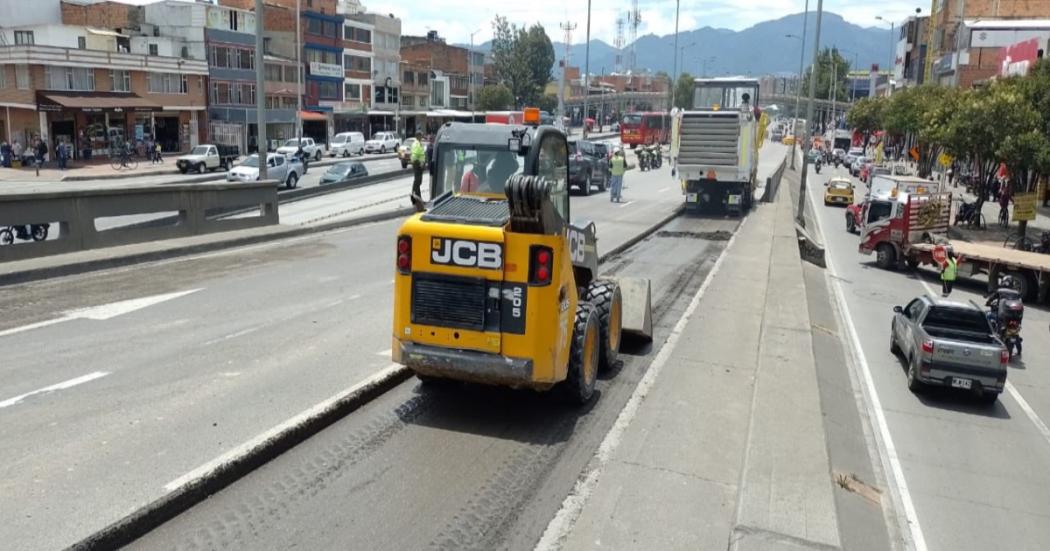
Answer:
[985,275,1022,310]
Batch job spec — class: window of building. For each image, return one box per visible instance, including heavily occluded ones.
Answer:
[77,37,86,49]
[15,65,29,89]
[431,79,446,107]
[44,66,95,91]
[239,48,254,70]
[419,71,428,85]
[402,95,413,108]
[265,64,283,81]
[148,72,187,94]
[318,80,339,99]
[14,31,34,45]
[0,67,6,89]
[149,43,159,56]
[344,54,370,73]
[228,10,240,31]
[387,86,398,104]
[308,18,322,35]
[212,82,230,104]
[111,70,131,92]
[345,82,361,101]
[322,21,337,38]
[285,65,298,82]
[307,48,339,65]
[344,26,371,44]
[403,70,414,85]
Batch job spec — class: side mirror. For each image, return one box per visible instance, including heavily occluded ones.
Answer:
[893,306,903,314]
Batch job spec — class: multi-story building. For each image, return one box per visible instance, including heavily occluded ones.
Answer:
[346,6,401,135]
[333,14,372,133]
[0,0,208,158]
[894,15,930,87]
[401,32,470,111]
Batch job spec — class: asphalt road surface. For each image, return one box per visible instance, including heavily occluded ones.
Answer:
[803,162,1050,550]
[0,140,784,550]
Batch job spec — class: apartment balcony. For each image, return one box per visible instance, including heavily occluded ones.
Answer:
[0,44,208,75]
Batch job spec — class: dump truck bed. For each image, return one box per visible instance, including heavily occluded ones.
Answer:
[909,241,1050,273]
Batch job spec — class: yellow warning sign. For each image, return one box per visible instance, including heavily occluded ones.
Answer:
[1013,192,1037,222]
[938,153,953,167]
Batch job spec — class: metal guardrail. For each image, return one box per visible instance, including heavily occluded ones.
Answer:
[0,181,278,262]
[763,155,787,202]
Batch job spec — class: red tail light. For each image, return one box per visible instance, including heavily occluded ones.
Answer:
[396,235,411,274]
[921,339,935,354]
[1000,349,1009,364]
[530,245,553,286]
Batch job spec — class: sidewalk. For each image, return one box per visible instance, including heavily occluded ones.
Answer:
[554,176,841,550]
[949,184,1050,230]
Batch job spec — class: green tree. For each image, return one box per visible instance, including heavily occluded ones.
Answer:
[477,84,514,110]
[490,16,555,107]
[673,72,694,110]
[536,93,558,113]
[845,96,884,138]
[800,48,851,102]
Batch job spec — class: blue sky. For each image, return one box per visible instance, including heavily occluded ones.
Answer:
[366,0,926,44]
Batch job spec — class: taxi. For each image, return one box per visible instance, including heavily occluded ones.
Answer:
[782,135,796,146]
[823,178,855,206]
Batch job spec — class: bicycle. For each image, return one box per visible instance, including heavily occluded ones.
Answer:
[998,205,1009,229]
[110,149,138,171]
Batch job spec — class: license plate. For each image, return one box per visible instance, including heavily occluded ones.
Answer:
[687,193,698,203]
[950,377,972,389]
[728,195,741,205]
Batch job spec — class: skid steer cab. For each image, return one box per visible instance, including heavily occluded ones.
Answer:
[391,116,653,403]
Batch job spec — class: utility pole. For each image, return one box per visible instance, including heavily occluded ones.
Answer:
[790,0,810,170]
[797,0,824,225]
[255,0,267,180]
[583,1,591,136]
[296,0,302,143]
[671,0,680,110]
[831,49,837,128]
[558,21,576,130]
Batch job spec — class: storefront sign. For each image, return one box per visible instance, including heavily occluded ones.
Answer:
[310,62,344,79]
[1012,192,1037,222]
[999,38,1042,77]
[37,103,63,112]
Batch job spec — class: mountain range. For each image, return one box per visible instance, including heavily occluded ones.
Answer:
[464,12,894,78]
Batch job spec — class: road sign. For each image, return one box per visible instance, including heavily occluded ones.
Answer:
[1012,192,1037,222]
[932,244,947,266]
[909,147,919,161]
[938,153,953,167]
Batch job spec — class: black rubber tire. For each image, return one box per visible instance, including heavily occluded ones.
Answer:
[315,150,321,161]
[876,243,897,270]
[978,391,999,404]
[1005,270,1035,302]
[197,163,206,174]
[179,166,188,174]
[380,146,387,154]
[598,172,607,192]
[581,174,592,196]
[907,355,924,393]
[0,229,13,246]
[563,302,600,405]
[583,279,623,371]
[890,322,901,355]
[31,225,48,241]
[846,213,856,233]
[285,173,298,189]
[905,256,919,270]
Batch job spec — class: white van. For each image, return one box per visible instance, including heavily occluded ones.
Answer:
[330,132,365,157]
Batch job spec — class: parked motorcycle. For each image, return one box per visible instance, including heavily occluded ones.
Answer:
[986,280,1024,359]
[1,224,49,245]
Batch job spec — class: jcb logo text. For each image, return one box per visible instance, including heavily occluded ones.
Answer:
[431,238,503,269]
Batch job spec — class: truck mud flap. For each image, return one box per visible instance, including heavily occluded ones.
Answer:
[616,276,653,342]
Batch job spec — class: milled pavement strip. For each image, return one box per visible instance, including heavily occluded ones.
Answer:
[799,165,928,551]
[67,196,685,550]
[534,212,745,551]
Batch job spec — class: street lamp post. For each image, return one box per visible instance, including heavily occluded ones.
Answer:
[583,0,591,136]
[469,28,481,116]
[797,0,825,225]
[875,16,895,87]
[786,0,808,170]
[670,0,680,111]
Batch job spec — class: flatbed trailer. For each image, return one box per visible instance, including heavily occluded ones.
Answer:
[858,191,1050,302]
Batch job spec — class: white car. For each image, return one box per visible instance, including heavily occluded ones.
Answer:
[843,147,865,166]
[276,137,323,161]
[364,132,400,154]
[330,132,365,157]
[227,153,304,189]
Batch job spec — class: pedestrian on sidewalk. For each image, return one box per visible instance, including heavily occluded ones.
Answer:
[0,140,11,168]
[57,139,69,170]
[12,140,23,166]
[941,248,959,297]
[609,147,626,203]
[34,138,48,167]
[409,131,426,210]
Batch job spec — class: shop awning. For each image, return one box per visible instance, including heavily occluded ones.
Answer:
[37,92,160,112]
[300,110,328,121]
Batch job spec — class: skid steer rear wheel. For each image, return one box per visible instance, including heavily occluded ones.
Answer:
[563,302,600,404]
[583,279,622,371]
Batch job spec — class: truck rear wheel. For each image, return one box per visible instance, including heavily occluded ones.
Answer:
[584,279,622,371]
[1005,270,1035,302]
[876,243,897,270]
[563,302,600,404]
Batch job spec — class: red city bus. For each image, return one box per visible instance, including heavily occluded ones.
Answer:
[620,112,670,148]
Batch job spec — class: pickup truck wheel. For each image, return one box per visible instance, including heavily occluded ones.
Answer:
[285,173,298,189]
[846,213,856,233]
[890,323,901,355]
[315,150,322,161]
[875,243,897,270]
[197,163,207,174]
[562,302,600,405]
[178,166,188,174]
[582,174,592,196]
[597,172,608,192]
[380,145,387,154]
[907,355,924,393]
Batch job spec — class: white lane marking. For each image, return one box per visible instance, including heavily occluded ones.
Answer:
[812,179,929,551]
[163,364,404,492]
[0,371,110,409]
[375,348,392,357]
[534,215,746,551]
[0,289,202,339]
[617,201,634,208]
[911,278,1050,449]
[203,326,261,347]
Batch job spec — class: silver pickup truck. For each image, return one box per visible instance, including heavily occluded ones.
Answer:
[891,295,1007,403]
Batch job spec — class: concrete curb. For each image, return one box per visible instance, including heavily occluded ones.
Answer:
[0,207,415,287]
[64,195,683,550]
[66,365,414,551]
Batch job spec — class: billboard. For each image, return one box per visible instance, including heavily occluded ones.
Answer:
[999,38,1044,77]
